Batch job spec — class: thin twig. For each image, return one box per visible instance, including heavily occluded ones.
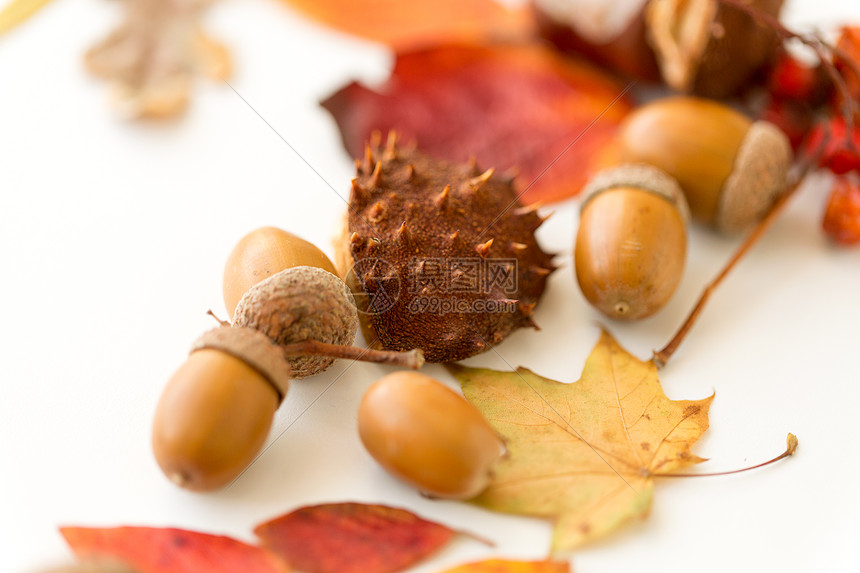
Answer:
[719,0,860,133]
[206,309,231,327]
[280,340,425,370]
[653,159,817,368]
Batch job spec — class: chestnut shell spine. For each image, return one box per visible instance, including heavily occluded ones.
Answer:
[342,134,555,363]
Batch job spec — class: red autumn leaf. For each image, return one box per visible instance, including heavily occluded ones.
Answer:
[254,503,456,573]
[438,559,571,573]
[823,176,860,245]
[278,0,534,50]
[60,526,290,573]
[322,43,633,205]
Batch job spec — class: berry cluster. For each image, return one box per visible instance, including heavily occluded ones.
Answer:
[762,26,860,245]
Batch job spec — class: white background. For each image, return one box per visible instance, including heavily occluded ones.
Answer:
[1,0,859,571]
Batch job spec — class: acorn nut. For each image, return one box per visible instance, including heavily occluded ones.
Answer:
[233,265,360,379]
[575,164,689,320]
[223,227,338,319]
[616,96,792,234]
[358,371,505,499]
[152,327,290,492]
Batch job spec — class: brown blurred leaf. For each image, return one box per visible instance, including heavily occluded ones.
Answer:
[61,526,290,573]
[279,0,533,50]
[448,330,712,551]
[323,44,633,205]
[85,0,231,119]
[254,503,456,573]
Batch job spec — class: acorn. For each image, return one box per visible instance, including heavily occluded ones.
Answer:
[223,227,338,319]
[233,266,360,379]
[647,0,785,98]
[152,327,290,492]
[575,164,689,320]
[358,371,505,499]
[615,96,792,233]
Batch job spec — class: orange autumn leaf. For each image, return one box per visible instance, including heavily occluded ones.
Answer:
[254,502,457,573]
[439,560,571,573]
[448,330,712,551]
[60,526,290,573]
[322,44,633,205]
[279,0,533,50]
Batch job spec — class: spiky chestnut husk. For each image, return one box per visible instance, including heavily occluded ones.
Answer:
[233,266,359,379]
[338,135,555,363]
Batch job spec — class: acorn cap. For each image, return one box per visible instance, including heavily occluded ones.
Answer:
[717,120,792,234]
[233,266,358,379]
[191,327,291,402]
[580,163,690,223]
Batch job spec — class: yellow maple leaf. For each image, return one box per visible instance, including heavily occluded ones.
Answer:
[448,330,713,551]
[0,0,54,35]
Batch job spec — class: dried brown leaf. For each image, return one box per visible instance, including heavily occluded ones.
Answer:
[85,0,231,119]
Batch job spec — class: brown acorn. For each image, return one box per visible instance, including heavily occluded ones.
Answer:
[575,164,689,320]
[337,133,555,363]
[223,226,338,318]
[358,370,504,499]
[152,327,291,491]
[615,96,792,233]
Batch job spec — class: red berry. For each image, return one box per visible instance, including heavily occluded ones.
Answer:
[822,176,860,245]
[760,98,813,151]
[804,117,860,175]
[768,52,826,104]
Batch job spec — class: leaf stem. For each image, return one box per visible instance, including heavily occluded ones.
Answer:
[652,146,824,369]
[280,340,425,370]
[657,433,798,478]
[653,176,802,367]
